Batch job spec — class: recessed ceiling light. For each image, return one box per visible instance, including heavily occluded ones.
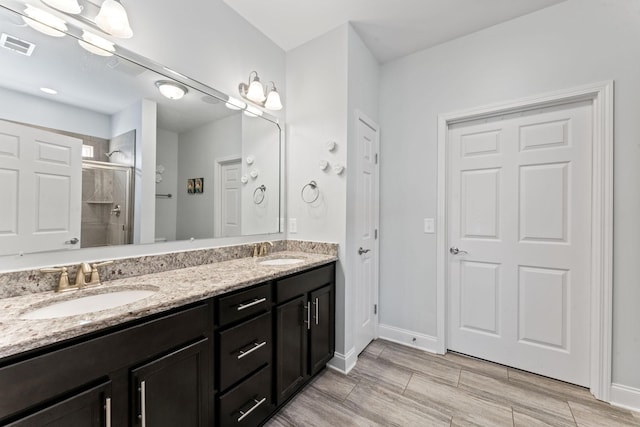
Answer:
[40,87,57,95]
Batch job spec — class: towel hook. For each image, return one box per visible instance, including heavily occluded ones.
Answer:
[253,185,266,204]
[301,180,319,204]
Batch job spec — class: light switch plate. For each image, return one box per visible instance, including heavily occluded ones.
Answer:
[424,218,435,233]
[289,218,297,234]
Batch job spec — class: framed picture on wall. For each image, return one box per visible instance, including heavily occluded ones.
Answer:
[195,178,204,193]
[187,179,195,194]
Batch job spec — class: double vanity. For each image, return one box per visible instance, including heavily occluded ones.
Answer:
[0,245,337,426]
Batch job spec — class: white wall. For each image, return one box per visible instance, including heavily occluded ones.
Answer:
[241,115,281,235]
[0,87,111,138]
[286,25,349,366]
[177,114,242,240]
[155,128,179,241]
[111,99,157,245]
[379,0,640,393]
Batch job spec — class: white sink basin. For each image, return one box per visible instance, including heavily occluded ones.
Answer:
[21,290,157,320]
[259,258,304,266]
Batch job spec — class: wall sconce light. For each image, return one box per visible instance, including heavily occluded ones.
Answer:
[155,80,188,100]
[22,5,68,37]
[239,71,283,111]
[95,0,133,39]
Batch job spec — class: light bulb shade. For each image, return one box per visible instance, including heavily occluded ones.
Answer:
[264,89,282,111]
[23,5,67,37]
[78,30,115,56]
[155,81,187,100]
[246,79,266,103]
[41,0,81,14]
[95,0,133,39]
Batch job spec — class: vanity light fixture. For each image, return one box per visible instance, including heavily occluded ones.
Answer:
[95,0,133,39]
[155,80,188,100]
[78,30,115,56]
[239,71,283,111]
[23,5,68,37]
[41,0,81,14]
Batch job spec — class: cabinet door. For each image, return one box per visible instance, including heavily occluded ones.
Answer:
[310,284,335,374]
[7,381,111,427]
[131,338,210,427]
[275,295,308,405]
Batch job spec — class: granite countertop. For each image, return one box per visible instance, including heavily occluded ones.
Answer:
[0,251,336,360]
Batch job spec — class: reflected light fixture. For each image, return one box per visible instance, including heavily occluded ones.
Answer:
[155,80,188,100]
[23,5,68,37]
[225,96,246,111]
[243,104,263,118]
[40,87,58,95]
[78,30,115,56]
[239,71,283,111]
[95,0,133,39]
[41,0,81,14]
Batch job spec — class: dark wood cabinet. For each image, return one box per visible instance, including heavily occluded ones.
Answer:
[274,264,335,405]
[131,338,209,427]
[6,381,111,427]
[275,295,308,404]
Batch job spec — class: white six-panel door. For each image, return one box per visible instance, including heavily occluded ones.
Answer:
[221,159,242,237]
[0,120,82,255]
[447,101,592,386]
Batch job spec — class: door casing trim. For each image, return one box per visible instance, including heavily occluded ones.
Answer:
[435,81,614,401]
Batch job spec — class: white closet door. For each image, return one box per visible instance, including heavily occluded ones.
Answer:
[448,101,592,386]
[0,120,82,255]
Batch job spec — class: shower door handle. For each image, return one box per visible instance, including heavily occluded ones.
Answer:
[111,205,121,217]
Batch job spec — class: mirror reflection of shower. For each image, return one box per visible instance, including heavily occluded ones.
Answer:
[81,131,135,248]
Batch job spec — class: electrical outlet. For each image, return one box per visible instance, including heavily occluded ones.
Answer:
[289,218,297,234]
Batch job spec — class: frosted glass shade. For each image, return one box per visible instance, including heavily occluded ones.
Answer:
[41,0,81,14]
[23,5,67,37]
[95,0,133,39]
[78,31,115,56]
[246,79,266,103]
[264,89,282,111]
[155,81,187,100]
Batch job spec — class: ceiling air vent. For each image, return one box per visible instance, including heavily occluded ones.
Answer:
[0,33,36,56]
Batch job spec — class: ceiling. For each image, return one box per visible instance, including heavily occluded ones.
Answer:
[222,0,566,63]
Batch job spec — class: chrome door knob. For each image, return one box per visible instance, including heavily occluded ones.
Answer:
[449,247,468,255]
[358,247,371,255]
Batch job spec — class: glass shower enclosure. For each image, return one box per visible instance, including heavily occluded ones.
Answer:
[81,161,133,248]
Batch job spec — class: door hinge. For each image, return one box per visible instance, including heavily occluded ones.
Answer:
[374,229,378,239]
[374,304,377,315]
[375,153,378,164]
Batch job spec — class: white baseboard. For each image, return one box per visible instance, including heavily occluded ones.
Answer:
[327,348,357,374]
[610,383,640,412]
[378,324,440,354]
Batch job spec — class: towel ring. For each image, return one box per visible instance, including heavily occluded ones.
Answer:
[253,185,266,204]
[301,180,319,204]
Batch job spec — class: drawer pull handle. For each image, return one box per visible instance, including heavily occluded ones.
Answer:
[237,397,267,422]
[139,380,147,427]
[237,341,267,360]
[237,297,267,311]
[105,397,112,427]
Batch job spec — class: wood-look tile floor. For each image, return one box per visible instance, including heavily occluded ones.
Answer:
[265,339,640,427]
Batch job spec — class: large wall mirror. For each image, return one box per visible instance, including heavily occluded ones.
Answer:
[0,1,282,259]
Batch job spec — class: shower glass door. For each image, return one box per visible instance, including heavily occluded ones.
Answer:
[81,161,133,248]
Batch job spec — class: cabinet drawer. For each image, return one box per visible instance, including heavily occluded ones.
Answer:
[218,365,273,427]
[217,283,272,326]
[218,311,272,391]
[276,263,334,303]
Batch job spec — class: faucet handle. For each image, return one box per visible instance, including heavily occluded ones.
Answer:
[89,260,114,285]
[40,266,71,292]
